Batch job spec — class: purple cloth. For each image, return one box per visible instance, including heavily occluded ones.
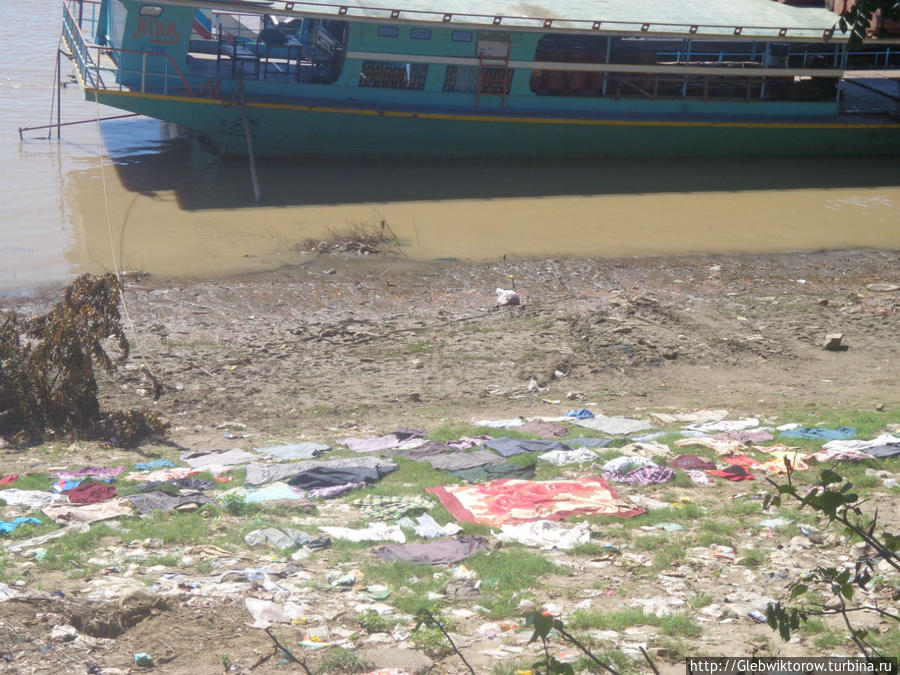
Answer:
[306,482,365,498]
[447,436,492,451]
[50,466,125,478]
[602,466,675,485]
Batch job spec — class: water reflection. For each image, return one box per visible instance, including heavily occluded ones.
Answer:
[99,119,900,209]
[56,117,900,282]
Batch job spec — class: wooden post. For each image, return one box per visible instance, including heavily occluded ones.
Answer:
[239,84,262,204]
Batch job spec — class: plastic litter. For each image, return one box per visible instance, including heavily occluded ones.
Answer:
[758,518,792,529]
[747,610,767,623]
[327,569,363,587]
[495,288,520,306]
[133,653,154,667]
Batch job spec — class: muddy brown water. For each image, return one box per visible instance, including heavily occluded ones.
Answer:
[3,2,900,291]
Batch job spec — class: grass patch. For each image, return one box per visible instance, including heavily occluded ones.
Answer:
[0,474,55,492]
[360,560,444,615]
[144,554,179,567]
[464,549,559,618]
[119,510,211,545]
[567,608,700,639]
[738,547,768,568]
[319,646,370,673]
[37,524,119,571]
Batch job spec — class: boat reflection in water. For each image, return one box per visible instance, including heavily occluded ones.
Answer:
[60,116,900,281]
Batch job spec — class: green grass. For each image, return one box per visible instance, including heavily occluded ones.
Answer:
[0,474,54,492]
[464,549,560,618]
[119,510,211,545]
[319,646,370,673]
[144,554,179,567]
[36,524,120,571]
[738,547,768,568]
[0,514,58,540]
[360,560,444,615]
[566,608,699,637]
[652,539,689,571]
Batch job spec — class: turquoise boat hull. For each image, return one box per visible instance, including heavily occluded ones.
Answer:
[92,89,900,158]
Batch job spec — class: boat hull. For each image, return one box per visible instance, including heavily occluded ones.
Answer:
[92,89,900,158]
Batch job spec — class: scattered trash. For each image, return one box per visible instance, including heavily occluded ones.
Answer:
[133,652,154,667]
[495,288,520,306]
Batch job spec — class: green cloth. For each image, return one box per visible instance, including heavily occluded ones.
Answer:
[351,494,434,520]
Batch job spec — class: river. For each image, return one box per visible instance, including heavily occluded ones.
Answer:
[2,0,900,291]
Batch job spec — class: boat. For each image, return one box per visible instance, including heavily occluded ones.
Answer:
[61,0,900,157]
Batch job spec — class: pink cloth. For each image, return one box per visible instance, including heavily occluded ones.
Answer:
[427,478,643,526]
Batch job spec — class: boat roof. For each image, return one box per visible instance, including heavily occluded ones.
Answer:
[187,0,843,39]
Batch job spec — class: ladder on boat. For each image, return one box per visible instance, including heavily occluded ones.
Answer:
[476,55,510,107]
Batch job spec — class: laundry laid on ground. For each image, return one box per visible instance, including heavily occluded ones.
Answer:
[685,417,760,433]
[515,420,570,437]
[319,523,406,544]
[350,495,434,521]
[41,498,134,524]
[602,465,675,485]
[651,409,730,425]
[371,536,490,564]
[49,466,125,478]
[674,437,745,456]
[572,415,653,435]
[287,466,392,490]
[181,449,260,473]
[484,438,573,458]
[446,461,536,483]
[668,455,716,471]
[126,491,211,515]
[427,478,643,526]
[494,519,591,550]
[707,466,755,481]
[426,449,503,472]
[254,442,330,461]
[538,448,598,466]
[66,483,117,504]
[132,459,176,471]
[779,426,856,440]
[820,434,900,455]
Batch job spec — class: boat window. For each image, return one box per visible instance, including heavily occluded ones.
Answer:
[410,28,432,40]
[443,65,514,94]
[451,31,473,43]
[377,26,400,38]
[139,5,164,16]
[359,61,428,89]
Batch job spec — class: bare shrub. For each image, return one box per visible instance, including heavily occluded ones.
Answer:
[0,273,164,446]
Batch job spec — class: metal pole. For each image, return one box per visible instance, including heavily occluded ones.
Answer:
[56,50,62,138]
[239,84,262,204]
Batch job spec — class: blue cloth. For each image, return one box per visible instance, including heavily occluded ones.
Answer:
[564,409,595,419]
[780,427,856,441]
[133,459,176,470]
[53,479,82,493]
[0,517,41,534]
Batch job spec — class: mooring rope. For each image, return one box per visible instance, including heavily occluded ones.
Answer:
[91,87,164,397]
